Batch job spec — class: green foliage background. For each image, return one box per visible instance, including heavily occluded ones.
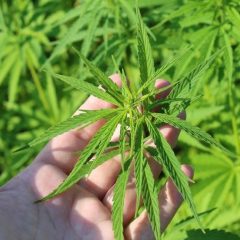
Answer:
[0,0,240,238]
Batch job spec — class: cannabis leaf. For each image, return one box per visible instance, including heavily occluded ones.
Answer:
[36,112,124,202]
[18,7,234,240]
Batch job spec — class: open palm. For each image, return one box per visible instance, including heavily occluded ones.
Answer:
[0,75,193,240]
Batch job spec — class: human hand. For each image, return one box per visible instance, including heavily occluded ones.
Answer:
[0,74,193,240]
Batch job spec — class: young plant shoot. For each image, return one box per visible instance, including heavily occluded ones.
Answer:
[18,9,231,240]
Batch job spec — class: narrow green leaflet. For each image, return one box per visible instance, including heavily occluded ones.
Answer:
[174,208,216,231]
[173,27,217,80]
[134,119,144,215]
[141,157,161,240]
[120,69,132,100]
[151,2,198,30]
[145,117,203,231]
[41,0,101,69]
[73,47,122,100]
[70,149,120,181]
[88,113,126,172]
[227,6,240,30]
[167,95,203,116]
[52,73,121,106]
[80,8,103,58]
[112,166,131,240]
[138,47,190,95]
[136,9,155,91]
[46,73,59,120]
[53,0,94,27]
[36,113,123,202]
[15,109,118,152]
[9,57,22,103]
[168,49,223,99]
[0,50,18,85]
[152,113,230,154]
[41,17,84,69]
[221,29,233,84]
[119,115,127,169]
[148,97,191,111]
[141,49,223,105]
[119,0,136,25]
[0,5,6,31]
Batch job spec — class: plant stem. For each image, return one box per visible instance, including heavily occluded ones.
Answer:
[27,59,50,113]
[229,87,240,156]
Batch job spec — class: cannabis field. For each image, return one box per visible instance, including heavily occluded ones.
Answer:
[1,0,240,239]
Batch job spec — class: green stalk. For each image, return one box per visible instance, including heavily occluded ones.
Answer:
[27,59,50,112]
[228,86,240,156]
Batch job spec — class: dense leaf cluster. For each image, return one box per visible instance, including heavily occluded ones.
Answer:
[18,9,232,239]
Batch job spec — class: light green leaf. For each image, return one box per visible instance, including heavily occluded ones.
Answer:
[120,69,132,100]
[152,113,231,155]
[112,165,131,240]
[174,27,217,80]
[134,119,144,215]
[174,208,216,231]
[53,2,90,26]
[0,5,6,31]
[73,48,122,101]
[207,172,234,207]
[46,73,59,121]
[88,113,126,172]
[71,149,120,180]
[9,58,22,103]
[81,8,103,57]
[145,117,203,231]
[36,113,123,202]
[119,0,136,25]
[227,6,240,30]
[52,73,121,106]
[41,0,101,68]
[119,114,127,169]
[233,168,240,203]
[0,50,18,85]
[221,29,233,84]
[151,2,198,30]
[139,47,189,95]
[42,17,83,68]
[169,49,223,99]
[15,109,118,152]
[148,97,191,111]
[136,8,155,91]
[141,157,161,240]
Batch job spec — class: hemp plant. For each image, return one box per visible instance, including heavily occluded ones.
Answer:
[17,10,231,240]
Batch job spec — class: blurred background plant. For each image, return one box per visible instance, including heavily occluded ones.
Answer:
[0,0,239,238]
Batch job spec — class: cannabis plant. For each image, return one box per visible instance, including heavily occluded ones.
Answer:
[18,10,231,240]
